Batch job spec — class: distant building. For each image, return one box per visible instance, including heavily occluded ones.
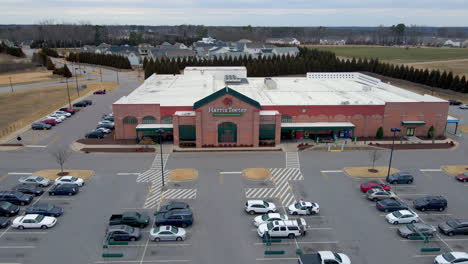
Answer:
[199,37,216,44]
[266,38,300,45]
[462,40,468,48]
[138,43,153,55]
[272,47,300,57]
[0,39,15,47]
[237,39,252,43]
[443,40,462,48]
[319,39,346,45]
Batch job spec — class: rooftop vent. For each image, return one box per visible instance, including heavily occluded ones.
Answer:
[340,101,350,105]
[224,75,242,84]
[264,78,277,90]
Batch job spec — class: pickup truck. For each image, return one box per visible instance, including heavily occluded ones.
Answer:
[109,212,150,228]
[299,251,351,264]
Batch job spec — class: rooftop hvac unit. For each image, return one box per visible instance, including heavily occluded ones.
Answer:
[362,86,372,92]
[224,74,242,84]
[340,101,350,105]
[264,78,277,90]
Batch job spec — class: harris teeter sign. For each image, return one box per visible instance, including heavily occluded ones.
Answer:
[208,107,247,116]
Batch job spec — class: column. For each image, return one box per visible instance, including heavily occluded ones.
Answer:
[274,114,281,146]
[173,115,180,147]
[253,111,260,147]
[195,111,203,148]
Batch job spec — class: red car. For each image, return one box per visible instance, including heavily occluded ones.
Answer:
[456,173,468,182]
[93,90,106,94]
[59,108,75,114]
[360,181,391,192]
[42,119,57,126]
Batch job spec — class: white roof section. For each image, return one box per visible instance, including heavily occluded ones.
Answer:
[281,122,355,128]
[260,110,279,116]
[447,115,459,121]
[175,111,196,116]
[136,124,173,129]
[114,68,447,106]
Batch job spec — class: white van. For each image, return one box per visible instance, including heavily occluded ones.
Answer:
[257,218,307,238]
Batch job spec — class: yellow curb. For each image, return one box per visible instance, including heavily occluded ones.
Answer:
[33,169,95,181]
[343,166,400,178]
[169,169,198,182]
[243,168,271,181]
[441,165,468,176]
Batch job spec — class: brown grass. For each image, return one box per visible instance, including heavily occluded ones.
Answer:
[33,169,95,181]
[441,165,468,176]
[458,125,468,134]
[411,61,468,79]
[0,71,57,86]
[169,169,198,182]
[243,168,271,180]
[0,82,118,139]
[344,166,400,178]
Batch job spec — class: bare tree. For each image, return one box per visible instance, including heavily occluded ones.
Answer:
[369,150,382,169]
[51,148,72,173]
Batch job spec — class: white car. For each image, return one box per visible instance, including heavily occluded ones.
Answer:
[149,225,186,242]
[12,214,57,229]
[435,252,468,264]
[54,176,84,187]
[98,120,114,126]
[54,111,71,117]
[46,116,63,123]
[95,127,111,134]
[288,201,320,215]
[313,251,351,264]
[48,114,66,121]
[385,210,419,225]
[245,200,276,215]
[459,104,468,109]
[254,213,288,227]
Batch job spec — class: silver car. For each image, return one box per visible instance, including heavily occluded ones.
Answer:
[366,188,397,201]
[149,225,186,242]
[19,176,51,187]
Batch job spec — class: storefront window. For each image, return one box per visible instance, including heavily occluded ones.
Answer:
[281,114,292,123]
[142,116,157,124]
[123,116,137,124]
[161,116,173,124]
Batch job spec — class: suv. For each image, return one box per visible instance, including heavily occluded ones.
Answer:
[85,131,104,139]
[366,188,397,201]
[0,191,33,205]
[449,100,462,105]
[245,200,276,215]
[31,122,52,130]
[155,202,190,215]
[257,218,307,239]
[73,101,87,107]
[155,209,193,228]
[438,219,468,236]
[413,196,447,211]
[49,184,79,196]
[106,225,141,241]
[376,199,408,212]
[386,172,414,184]
[83,99,93,105]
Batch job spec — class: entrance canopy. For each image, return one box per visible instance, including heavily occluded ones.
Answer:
[401,121,426,126]
[447,115,460,124]
[136,124,173,132]
[281,122,355,131]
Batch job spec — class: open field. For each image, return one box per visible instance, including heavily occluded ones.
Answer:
[306,45,468,63]
[410,60,468,78]
[0,81,117,137]
[0,71,57,86]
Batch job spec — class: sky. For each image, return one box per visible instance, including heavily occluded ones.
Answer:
[1,0,467,26]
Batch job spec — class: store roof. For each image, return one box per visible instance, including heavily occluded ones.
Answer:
[114,69,447,106]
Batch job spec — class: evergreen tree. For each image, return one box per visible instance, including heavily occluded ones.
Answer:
[63,64,72,78]
[46,57,56,71]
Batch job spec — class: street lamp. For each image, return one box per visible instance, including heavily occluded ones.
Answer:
[386,128,401,179]
[74,67,80,96]
[156,129,165,188]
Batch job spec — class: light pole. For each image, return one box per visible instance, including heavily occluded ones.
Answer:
[100,68,103,82]
[74,67,80,96]
[65,77,71,109]
[116,70,119,84]
[156,129,165,187]
[9,76,13,92]
[386,128,401,179]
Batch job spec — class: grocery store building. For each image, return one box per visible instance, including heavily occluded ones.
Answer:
[112,67,449,147]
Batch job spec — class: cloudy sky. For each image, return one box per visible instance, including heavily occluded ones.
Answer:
[1,0,467,26]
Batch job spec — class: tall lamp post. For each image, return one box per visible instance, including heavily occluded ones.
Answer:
[156,129,165,188]
[386,128,401,179]
[74,67,80,96]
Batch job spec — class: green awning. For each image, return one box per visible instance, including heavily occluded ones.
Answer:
[401,121,426,126]
[136,124,173,132]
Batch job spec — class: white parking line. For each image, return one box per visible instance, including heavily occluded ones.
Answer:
[7,172,32,175]
[25,145,47,148]
[413,255,438,258]
[117,173,140,175]
[256,257,298,261]
[0,246,36,249]
[254,241,338,245]
[2,232,47,234]
[420,169,442,172]
[107,243,191,247]
[95,260,190,263]
[219,171,242,174]
[40,198,74,201]
[320,170,343,173]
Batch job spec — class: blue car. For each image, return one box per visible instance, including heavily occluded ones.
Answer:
[25,203,63,217]
[49,184,79,196]
[386,172,414,184]
[376,199,408,212]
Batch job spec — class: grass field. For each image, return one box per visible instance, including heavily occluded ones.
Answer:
[410,60,468,78]
[0,82,117,138]
[0,71,57,86]
[306,46,468,63]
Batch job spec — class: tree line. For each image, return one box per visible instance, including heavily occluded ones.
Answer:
[0,43,25,57]
[143,47,468,93]
[32,50,72,78]
[66,52,131,69]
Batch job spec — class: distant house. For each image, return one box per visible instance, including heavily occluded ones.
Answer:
[81,45,97,52]
[266,38,300,45]
[462,40,468,48]
[138,43,153,55]
[444,40,462,48]
[0,39,15,47]
[97,43,111,49]
[237,39,252,43]
[208,46,231,56]
[199,37,216,44]
[272,47,300,57]
[108,45,140,65]
[149,48,196,59]
[319,39,346,45]
[173,42,189,49]
[161,41,172,47]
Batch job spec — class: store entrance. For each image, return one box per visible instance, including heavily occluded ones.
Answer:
[218,122,237,143]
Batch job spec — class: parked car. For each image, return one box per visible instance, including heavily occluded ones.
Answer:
[96,123,114,130]
[298,251,351,264]
[98,120,114,126]
[93,90,106,94]
[456,173,468,182]
[434,252,468,264]
[459,104,468,109]
[376,199,408,212]
[398,223,437,239]
[73,101,87,107]
[386,172,414,184]
[439,219,468,236]
[25,203,63,217]
[0,191,33,205]
[155,202,190,215]
[11,214,57,229]
[47,114,66,122]
[106,225,141,241]
[155,209,193,228]
[83,99,93,105]
[42,119,57,126]
[257,218,307,238]
[0,217,11,228]
[54,176,84,187]
[53,111,71,117]
[49,184,79,196]
[254,213,288,227]
[109,212,150,228]
[85,131,104,139]
[46,116,63,123]
[413,196,447,211]
[94,128,111,134]
[449,100,462,105]
[287,200,319,215]
[360,181,391,192]
[31,122,51,130]
[386,210,419,225]
[19,176,51,187]
[366,188,397,201]
[150,225,186,242]
[0,201,20,216]
[102,115,114,122]
[59,108,75,114]
[12,183,44,196]
[245,200,276,215]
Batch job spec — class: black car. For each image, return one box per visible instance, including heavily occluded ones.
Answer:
[413,196,447,211]
[386,172,414,184]
[438,219,468,236]
[85,131,104,139]
[449,100,462,105]
[25,203,63,217]
[49,184,79,196]
[83,99,93,105]
[73,101,87,107]
[376,199,408,212]
[31,122,52,130]
[96,123,114,130]
[0,217,11,228]
[155,209,193,228]
[155,202,190,215]
[13,184,44,196]
[0,191,33,205]
[0,201,20,216]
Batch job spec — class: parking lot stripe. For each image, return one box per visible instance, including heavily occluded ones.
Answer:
[254,241,338,245]
[413,255,438,258]
[320,170,343,173]
[3,231,47,234]
[420,169,442,172]
[256,257,298,261]
[0,246,36,249]
[219,171,242,174]
[94,260,190,263]
[25,145,47,148]
[117,173,140,175]
[7,172,33,175]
